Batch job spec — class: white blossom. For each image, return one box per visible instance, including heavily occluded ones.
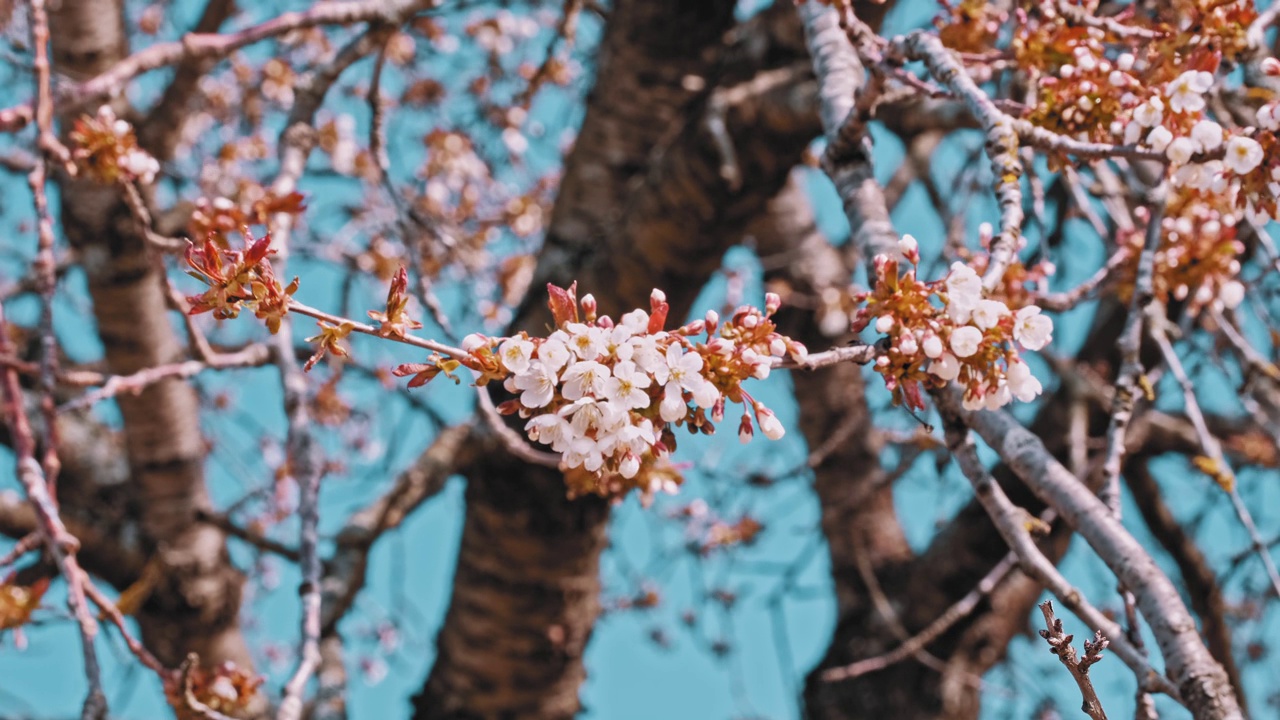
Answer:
[1006,360,1043,402]
[564,437,605,472]
[1134,97,1163,127]
[930,352,961,381]
[983,383,1012,410]
[498,337,535,375]
[121,149,160,184]
[1219,280,1245,309]
[1165,70,1213,114]
[629,333,666,378]
[660,383,688,422]
[1224,135,1264,175]
[971,299,1010,330]
[1146,125,1174,152]
[602,361,652,410]
[565,323,606,359]
[950,326,984,358]
[945,262,982,302]
[663,344,706,396]
[563,397,624,437]
[1191,120,1224,152]
[526,414,572,451]
[619,309,650,332]
[513,361,557,408]
[1013,306,1053,350]
[561,360,610,400]
[1123,121,1144,145]
[536,334,573,375]
[1166,136,1197,165]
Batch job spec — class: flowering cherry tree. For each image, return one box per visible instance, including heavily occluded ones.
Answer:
[0,0,1278,719]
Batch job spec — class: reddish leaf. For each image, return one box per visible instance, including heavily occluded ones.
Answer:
[546,282,579,326]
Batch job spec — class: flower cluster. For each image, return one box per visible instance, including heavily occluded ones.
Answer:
[410,284,805,500]
[0,576,47,633]
[1115,191,1247,316]
[166,661,263,720]
[853,236,1053,412]
[68,106,161,185]
[184,228,299,333]
[187,190,307,245]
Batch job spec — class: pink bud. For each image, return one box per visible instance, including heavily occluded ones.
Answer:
[788,341,808,364]
[738,414,753,444]
[764,292,782,315]
[679,320,705,336]
[1263,57,1280,76]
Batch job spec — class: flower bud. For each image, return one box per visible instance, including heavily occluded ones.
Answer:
[898,234,918,258]
[462,333,490,351]
[764,292,782,315]
[922,334,944,359]
[788,341,808,364]
[755,403,785,440]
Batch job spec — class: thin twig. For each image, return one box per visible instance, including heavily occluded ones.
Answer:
[1038,600,1111,720]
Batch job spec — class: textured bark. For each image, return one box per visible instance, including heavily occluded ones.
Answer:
[50,0,254,677]
[413,3,821,718]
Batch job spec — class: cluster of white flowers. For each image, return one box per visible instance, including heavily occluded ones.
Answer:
[485,290,792,494]
[1118,71,1264,179]
[932,263,1053,410]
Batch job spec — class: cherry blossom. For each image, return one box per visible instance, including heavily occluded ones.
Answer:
[1224,136,1264,175]
[499,337,535,375]
[1013,306,1053,350]
[1166,69,1213,114]
[950,326,984,358]
[511,361,557,408]
[1190,120,1224,152]
[603,361,652,410]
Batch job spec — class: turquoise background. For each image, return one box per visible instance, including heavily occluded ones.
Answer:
[0,0,1277,718]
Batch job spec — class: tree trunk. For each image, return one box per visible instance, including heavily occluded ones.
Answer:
[413,2,826,717]
[49,0,256,679]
